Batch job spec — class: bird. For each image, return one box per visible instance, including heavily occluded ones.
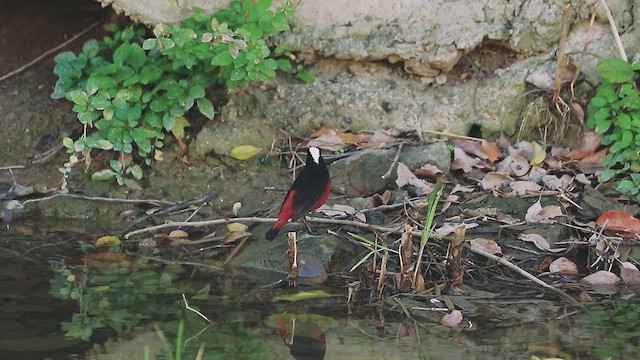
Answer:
[266,146,331,240]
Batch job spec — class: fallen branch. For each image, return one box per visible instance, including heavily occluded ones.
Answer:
[124,215,440,240]
[0,21,101,83]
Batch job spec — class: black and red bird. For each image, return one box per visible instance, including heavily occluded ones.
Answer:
[266,146,331,240]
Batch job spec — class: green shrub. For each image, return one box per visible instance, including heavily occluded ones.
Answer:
[587,58,640,203]
[53,0,312,189]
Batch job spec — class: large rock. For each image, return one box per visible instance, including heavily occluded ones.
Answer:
[99,0,640,153]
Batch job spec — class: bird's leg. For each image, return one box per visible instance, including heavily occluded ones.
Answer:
[302,216,320,235]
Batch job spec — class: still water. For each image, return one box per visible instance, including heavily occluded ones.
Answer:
[0,218,634,360]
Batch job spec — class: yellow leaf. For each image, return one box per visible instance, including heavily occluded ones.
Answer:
[275,290,341,302]
[530,142,546,165]
[95,235,121,248]
[229,145,261,160]
[227,222,248,232]
[171,116,191,139]
[169,230,189,238]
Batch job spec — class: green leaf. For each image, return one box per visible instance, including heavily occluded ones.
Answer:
[126,43,146,70]
[618,113,632,129]
[140,65,163,84]
[123,178,143,190]
[188,84,206,100]
[113,42,130,67]
[163,114,176,131]
[78,111,98,124]
[197,97,215,120]
[62,137,74,150]
[54,51,77,63]
[597,58,635,83]
[276,58,293,71]
[144,113,163,129]
[620,129,633,146]
[210,51,234,66]
[92,169,118,181]
[229,145,261,160]
[230,68,245,81]
[73,139,85,152]
[66,90,88,106]
[82,39,100,58]
[110,159,123,172]
[86,75,117,95]
[142,38,157,50]
[95,140,113,150]
[297,70,314,83]
[129,164,143,180]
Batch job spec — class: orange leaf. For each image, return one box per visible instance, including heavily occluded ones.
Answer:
[481,140,503,163]
[596,211,640,237]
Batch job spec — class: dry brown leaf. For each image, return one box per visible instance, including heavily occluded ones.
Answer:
[453,139,487,159]
[580,270,621,285]
[316,204,356,217]
[525,200,563,223]
[306,133,345,151]
[400,225,413,272]
[370,130,396,143]
[451,147,479,173]
[577,148,607,174]
[565,132,602,159]
[524,166,547,183]
[620,262,640,285]
[509,155,531,177]
[509,181,542,196]
[434,223,479,237]
[509,141,534,160]
[310,127,341,138]
[480,172,513,191]
[451,184,475,194]
[574,173,591,185]
[481,140,502,163]
[414,164,443,179]
[569,101,585,123]
[396,162,433,195]
[339,132,366,144]
[440,310,463,327]
[518,233,565,253]
[549,257,578,275]
[469,238,503,255]
[372,190,392,206]
[542,174,574,191]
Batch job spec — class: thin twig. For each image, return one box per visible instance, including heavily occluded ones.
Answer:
[600,0,627,60]
[381,142,404,179]
[182,294,212,323]
[422,129,483,142]
[571,3,598,99]
[0,165,26,171]
[23,192,175,206]
[0,21,101,83]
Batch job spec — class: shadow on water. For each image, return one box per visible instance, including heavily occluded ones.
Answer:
[1,217,638,360]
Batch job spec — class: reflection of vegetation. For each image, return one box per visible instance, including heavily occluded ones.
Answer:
[50,257,207,341]
[588,300,640,359]
[153,315,267,360]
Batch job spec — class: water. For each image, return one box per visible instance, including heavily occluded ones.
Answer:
[0,217,634,360]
